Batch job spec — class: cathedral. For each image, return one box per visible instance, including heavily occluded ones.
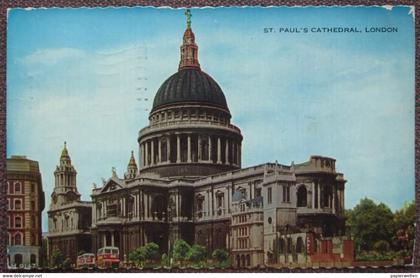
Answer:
[50,10,354,268]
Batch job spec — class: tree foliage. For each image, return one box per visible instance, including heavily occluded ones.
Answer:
[50,248,65,268]
[172,239,191,264]
[346,198,394,251]
[128,242,160,267]
[212,249,229,263]
[187,244,207,263]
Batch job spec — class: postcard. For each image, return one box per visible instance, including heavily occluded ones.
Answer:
[4,5,416,273]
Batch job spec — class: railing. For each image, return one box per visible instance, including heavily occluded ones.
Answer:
[296,207,334,214]
[139,120,241,135]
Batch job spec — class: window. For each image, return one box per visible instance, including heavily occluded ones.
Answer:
[31,183,35,193]
[297,186,307,207]
[14,233,22,245]
[15,217,22,228]
[268,187,272,204]
[287,238,293,253]
[279,239,285,254]
[15,182,21,194]
[14,199,22,210]
[216,192,224,208]
[196,195,204,211]
[255,188,262,198]
[283,185,290,202]
[296,237,304,253]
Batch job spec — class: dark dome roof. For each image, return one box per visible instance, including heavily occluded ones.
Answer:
[152,68,229,112]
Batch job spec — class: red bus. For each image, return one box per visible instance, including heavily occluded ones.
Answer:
[76,253,96,269]
[96,247,120,269]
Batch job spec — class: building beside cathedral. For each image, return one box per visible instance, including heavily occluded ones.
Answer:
[47,143,92,265]
[90,11,354,268]
[6,156,45,268]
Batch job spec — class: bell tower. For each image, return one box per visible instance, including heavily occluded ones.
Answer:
[52,142,79,197]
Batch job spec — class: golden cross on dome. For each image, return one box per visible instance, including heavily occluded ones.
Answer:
[185,9,192,28]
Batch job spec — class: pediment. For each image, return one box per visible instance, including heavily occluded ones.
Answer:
[100,178,124,193]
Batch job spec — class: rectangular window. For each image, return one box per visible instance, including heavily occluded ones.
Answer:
[282,185,286,202]
[15,217,22,228]
[287,186,290,202]
[268,187,272,204]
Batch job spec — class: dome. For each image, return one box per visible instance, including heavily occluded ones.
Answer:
[152,68,229,112]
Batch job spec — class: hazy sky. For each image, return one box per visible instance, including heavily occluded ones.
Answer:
[7,6,415,232]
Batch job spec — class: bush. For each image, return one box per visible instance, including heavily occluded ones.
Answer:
[373,240,390,255]
[172,239,191,266]
[50,249,64,268]
[212,249,230,268]
[187,244,207,264]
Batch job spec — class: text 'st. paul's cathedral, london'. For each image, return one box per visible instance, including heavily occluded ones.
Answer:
[47,10,354,268]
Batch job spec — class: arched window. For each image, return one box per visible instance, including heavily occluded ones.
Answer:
[296,237,304,253]
[14,254,23,267]
[279,238,285,254]
[287,238,292,253]
[297,186,307,207]
[14,182,21,193]
[14,233,22,245]
[246,254,251,266]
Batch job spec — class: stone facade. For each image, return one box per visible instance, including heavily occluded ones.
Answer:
[47,143,92,265]
[6,156,45,268]
[89,15,352,268]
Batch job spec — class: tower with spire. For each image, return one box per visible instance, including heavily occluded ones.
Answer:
[52,141,79,197]
[125,151,138,179]
[47,142,92,265]
[179,9,200,70]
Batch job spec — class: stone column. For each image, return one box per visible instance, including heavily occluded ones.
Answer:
[145,141,149,167]
[238,144,241,167]
[140,144,144,168]
[187,135,192,163]
[158,138,162,164]
[318,183,321,209]
[176,135,181,163]
[166,137,171,163]
[332,185,336,214]
[175,192,179,218]
[312,183,315,209]
[111,233,115,247]
[225,138,229,165]
[198,135,202,161]
[208,135,212,162]
[217,137,222,164]
[151,139,155,165]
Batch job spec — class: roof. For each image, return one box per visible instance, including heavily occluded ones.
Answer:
[152,68,229,112]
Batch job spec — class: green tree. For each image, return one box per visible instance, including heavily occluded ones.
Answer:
[187,244,207,264]
[373,240,390,255]
[393,201,415,255]
[172,239,191,266]
[62,258,72,270]
[143,242,160,262]
[50,248,64,268]
[212,249,230,268]
[346,198,394,251]
[129,247,146,267]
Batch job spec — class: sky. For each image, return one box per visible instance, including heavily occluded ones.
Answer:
[6,6,415,232]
